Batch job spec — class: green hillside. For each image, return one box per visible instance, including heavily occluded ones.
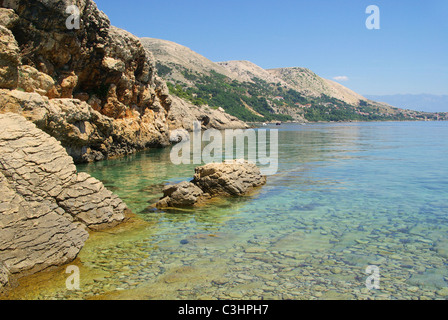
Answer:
[163,68,420,123]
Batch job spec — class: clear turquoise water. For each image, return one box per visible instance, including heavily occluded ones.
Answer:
[45,121,448,299]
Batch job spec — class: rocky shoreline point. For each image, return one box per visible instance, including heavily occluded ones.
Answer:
[155,160,267,209]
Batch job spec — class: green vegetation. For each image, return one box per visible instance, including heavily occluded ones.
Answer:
[155,63,173,78]
[163,67,421,123]
[167,70,293,122]
[166,82,208,106]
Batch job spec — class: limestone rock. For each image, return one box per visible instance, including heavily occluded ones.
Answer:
[0,25,19,89]
[0,8,19,29]
[0,89,170,163]
[0,262,10,292]
[169,129,190,143]
[57,71,78,99]
[0,113,128,289]
[0,89,56,136]
[57,172,127,229]
[155,160,266,208]
[0,169,89,280]
[0,0,172,154]
[17,65,55,96]
[156,181,204,208]
[193,160,267,196]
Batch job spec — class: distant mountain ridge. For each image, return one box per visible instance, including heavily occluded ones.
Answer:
[266,67,365,106]
[141,38,446,123]
[140,38,245,84]
[364,94,448,113]
[216,60,288,85]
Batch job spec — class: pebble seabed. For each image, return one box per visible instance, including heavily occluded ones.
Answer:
[7,196,448,301]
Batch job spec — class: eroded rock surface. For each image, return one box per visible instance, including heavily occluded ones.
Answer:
[0,1,171,162]
[0,25,19,89]
[0,113,127,291]
[157,181,204,208]
[0,2,247,163]
[156,160,266,209]
[0,89,170,162]
[193,161,267,196]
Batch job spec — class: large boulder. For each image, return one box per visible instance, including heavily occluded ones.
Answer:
[0,89,169,162]
[155,160,266,209]
[193,160,267,196]
[156,181,204,208]
[17,65,56,96]
[0,113,128,290]
[0,170,89,288]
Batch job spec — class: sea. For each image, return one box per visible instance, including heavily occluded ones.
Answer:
[8,121,448,300]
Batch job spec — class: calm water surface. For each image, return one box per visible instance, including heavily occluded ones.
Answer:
[12,122,448,300]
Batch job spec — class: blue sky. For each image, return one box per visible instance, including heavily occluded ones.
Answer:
[94,0,448,96]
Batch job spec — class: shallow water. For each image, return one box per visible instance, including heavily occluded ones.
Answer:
[9,121,448,300]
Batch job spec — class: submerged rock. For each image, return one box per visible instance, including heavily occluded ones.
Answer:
[0,113,128,291]
[156,160,266,209]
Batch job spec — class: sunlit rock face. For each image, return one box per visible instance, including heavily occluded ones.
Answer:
[0,1,247,163]
[0,1,172,161]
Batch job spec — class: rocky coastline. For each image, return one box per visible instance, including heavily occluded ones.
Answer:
[0,1,247,164]
[0,0,248,294]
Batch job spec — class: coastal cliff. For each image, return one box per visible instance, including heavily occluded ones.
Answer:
[0,0,172,162]
[0,0,247,163]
